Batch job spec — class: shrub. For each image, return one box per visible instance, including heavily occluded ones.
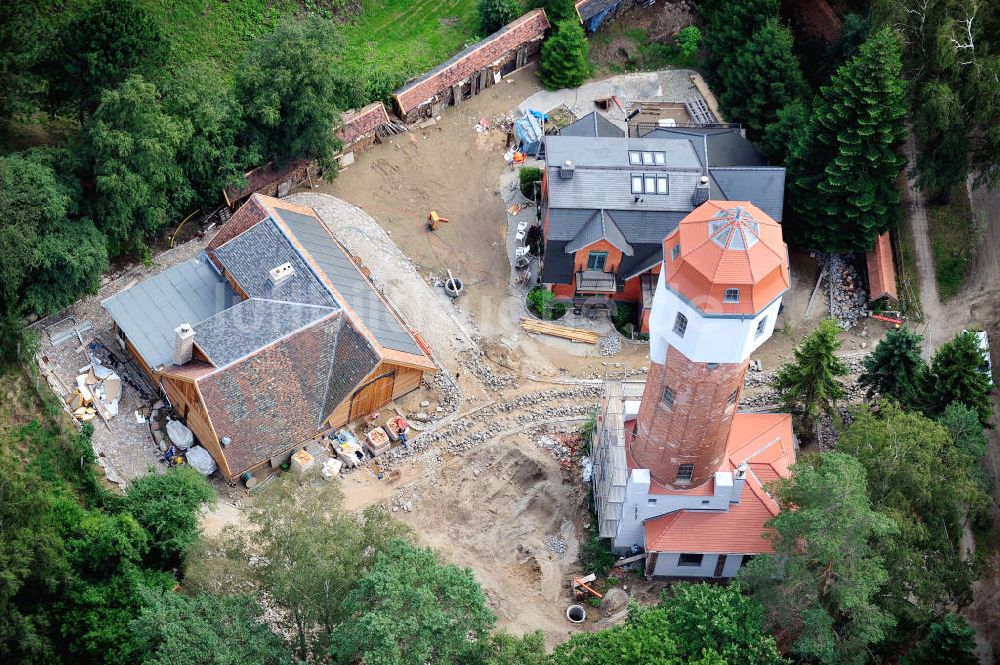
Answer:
[527,286,567,320]
[525,224,544,256]
[675,26,702,60]
[477,0,521,36]
[519,166,543,198]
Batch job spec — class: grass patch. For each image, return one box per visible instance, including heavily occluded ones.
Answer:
[894,218,922,320]
[928,183,976,301]
[591,23,698,73]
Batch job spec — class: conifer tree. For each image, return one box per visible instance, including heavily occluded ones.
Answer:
[774,319,848,431]
[858,326,926,406]
[477,0,521,36]
[700,0,779,92]
[786,27,907,252]
[539,20,591,91]
[718,18,807,137]
[921,331,993,425]
[901,614,979,665]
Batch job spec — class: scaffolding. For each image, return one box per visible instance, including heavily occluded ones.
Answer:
[591,380,629,539]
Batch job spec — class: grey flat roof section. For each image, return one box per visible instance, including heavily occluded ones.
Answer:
[102,253,237,369]
[710,167,786,222]
[275,208,424,356]
[194,298,338,368]
[547,166,701,212]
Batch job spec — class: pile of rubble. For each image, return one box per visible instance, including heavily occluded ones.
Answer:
[460,351,516,391]
[827,254,869,330]
[535,431,582,462]
[390,488,419,513]
[474,114,513,133]
[598,334,622,357]
[545,535,568,558]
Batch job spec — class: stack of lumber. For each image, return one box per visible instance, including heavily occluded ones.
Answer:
[520,318,599,344]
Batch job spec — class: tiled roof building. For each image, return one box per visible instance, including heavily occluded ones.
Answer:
[104,195,434,479]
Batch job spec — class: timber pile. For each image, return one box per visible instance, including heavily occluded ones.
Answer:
[520,318,599,344]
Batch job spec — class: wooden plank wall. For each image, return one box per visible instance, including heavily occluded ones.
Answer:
[161,375,232,478]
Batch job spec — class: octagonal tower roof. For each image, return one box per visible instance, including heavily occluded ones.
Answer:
[663,201,789,315]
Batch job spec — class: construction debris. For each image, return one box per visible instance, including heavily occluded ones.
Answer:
[67,361,122,423]
[827,254,869,330]
[598,334,622,356]
[545,535,568,558]
[521,318,600,344]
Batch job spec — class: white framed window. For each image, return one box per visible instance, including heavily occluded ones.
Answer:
[676,464,694,485]
[661,385,676,408]
[673,312,688,338]
[642,151,654,165]
[654,151,666,165]
[756,317,768,338]
[628,150,641,165]
[631,175,643,194]
[671,244,681,260]
[630,173,669,195]
[656,175,668,194]
[724,288,739,303]
[644,174,656,193]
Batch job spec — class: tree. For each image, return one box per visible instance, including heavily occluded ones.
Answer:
[921,330,993,425]
[238,17,344,175]
[939,401,989,463]
[84,75,192,256]
[539,20,592,91]
[658,582,787,665]
[124,467,215,569]
[838,404,982,632]
[125,591,290,665]
[700,0,780,91]
[0,1,48,121]
[675,26,702,61]
[483,632,547,665]
[773,319,848,432]
[0,152,108,358]
[329,540,495,665]
[786,28,907,252]
[760,99,810,163]
[858,326,926,406]
[914,80,969,199]
[718,18,807,137]
[478,0,521,35]
[162,63,247,206]
[45,0,167,122]
[530,0,578,23]
[739,452,896,665]
[552,605,725,665]
[901,614,979,665]
[232,478,410,662]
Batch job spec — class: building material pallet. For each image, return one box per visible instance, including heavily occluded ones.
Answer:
[520,318,600,344]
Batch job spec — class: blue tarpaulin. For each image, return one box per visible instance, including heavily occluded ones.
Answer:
[514,112,544,155]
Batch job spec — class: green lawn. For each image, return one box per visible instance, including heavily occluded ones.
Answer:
[928,183,976,301]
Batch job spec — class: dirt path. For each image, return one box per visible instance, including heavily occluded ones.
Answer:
[902,133,945,354]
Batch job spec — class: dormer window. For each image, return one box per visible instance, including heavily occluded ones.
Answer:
[630,173,669,195]
[671,244,681,260]
[628,150,666,166]
[629,150,641,165]
[724,288,739,303]
[631,175,643,193]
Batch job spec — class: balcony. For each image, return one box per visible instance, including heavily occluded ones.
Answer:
[576,270,617,293]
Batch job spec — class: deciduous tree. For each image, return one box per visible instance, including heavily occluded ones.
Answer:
[773,319,848,432]
[478,0,521,35]
[914,80,970,199]
[45,0,167,122]
[901,614,979,665]
[238,17,344,175]
[786,28,907,252]
[858,326,926,406]
[84,75,192,256]
[329,540,495,665]
[125,591,290,665]
[539,20,592,90]
[739,452,896,665]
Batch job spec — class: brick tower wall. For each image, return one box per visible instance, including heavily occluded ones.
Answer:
[629,345,749,488]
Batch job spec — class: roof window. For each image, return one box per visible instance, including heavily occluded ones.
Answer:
[629,150,666,166]
[630,173,669,195]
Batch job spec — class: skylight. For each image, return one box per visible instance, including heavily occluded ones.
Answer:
[707,206,761,250]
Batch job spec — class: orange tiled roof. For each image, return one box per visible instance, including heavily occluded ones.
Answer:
[866,232,898,302]
[663,201,789,315]
[642,412,795,554]
[341,102,390,146]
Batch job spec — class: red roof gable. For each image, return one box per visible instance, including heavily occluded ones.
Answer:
[866,232,898,302]
[341,102,391,146]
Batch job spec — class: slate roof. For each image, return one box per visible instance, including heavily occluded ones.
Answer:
[213,218,338,308]
[566,210,634,255]
[558,111,625,138]
[543,126,785,286]
[194,298,336,368]
[274,207,424,356]
[102,253,237,369]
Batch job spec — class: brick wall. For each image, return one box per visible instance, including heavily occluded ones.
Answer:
[573,239,623,273]
[630,346,748,488]
[393,10,549,120]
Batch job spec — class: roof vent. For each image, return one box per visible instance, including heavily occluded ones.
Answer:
[560,160,575,179]
[700,175,709,185]
[268,262,295,287]
[173,323,194,366]
[657,118,677,128]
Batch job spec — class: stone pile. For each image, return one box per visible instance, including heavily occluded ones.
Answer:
[545,535,568,558]
[390,488,419,513]
[828,254,869,330]
[535,431,582,462]
[599,334,623,357]
[460,351,516,391]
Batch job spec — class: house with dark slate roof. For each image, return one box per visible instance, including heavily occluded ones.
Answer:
[540,112,785,332]
[103,195,435,480]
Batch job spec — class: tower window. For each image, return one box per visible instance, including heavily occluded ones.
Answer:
[671,243,681,260]
[673,312,688,338]
[676,463,694,484]
[724,288,739,303]
[755,317,768,338]
[661,385,676,408]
